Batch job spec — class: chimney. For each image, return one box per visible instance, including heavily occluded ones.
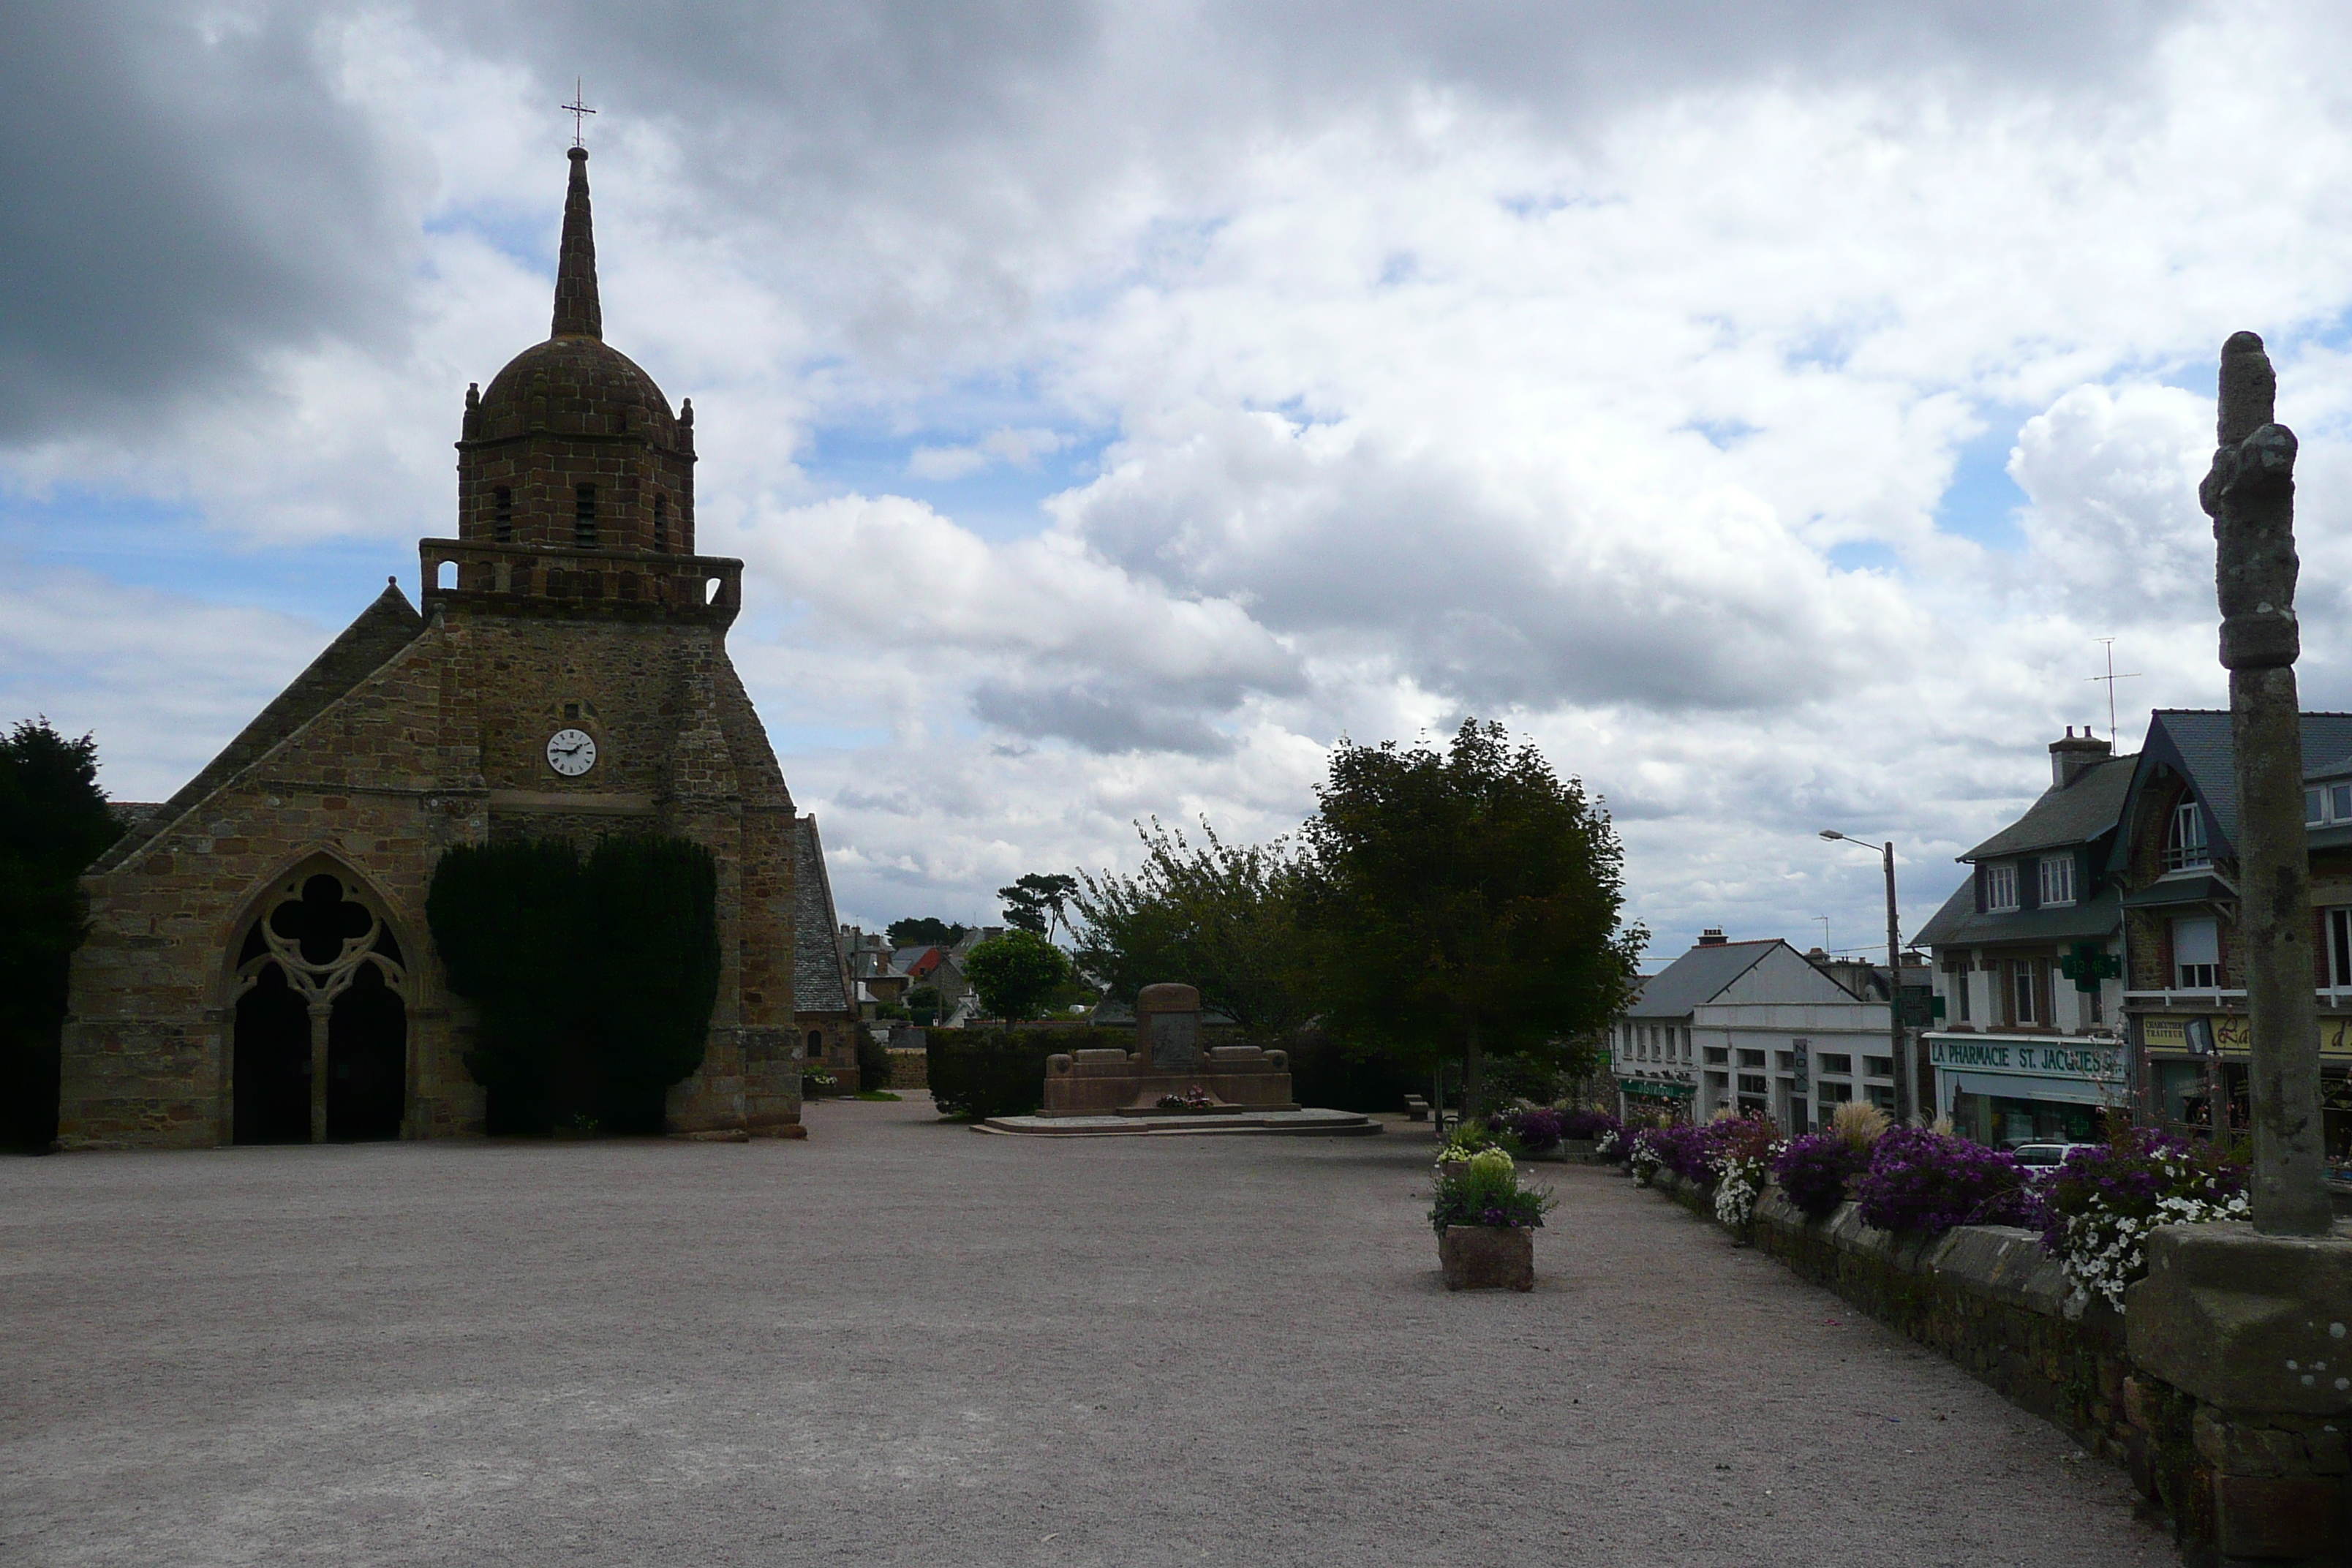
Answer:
[1697,927,1728,946]
[2050,725,2113,788]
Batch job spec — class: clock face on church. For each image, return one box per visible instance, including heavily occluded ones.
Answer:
[546,728,598,777]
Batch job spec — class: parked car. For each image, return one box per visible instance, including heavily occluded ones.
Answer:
[2010,1141,2099,1169]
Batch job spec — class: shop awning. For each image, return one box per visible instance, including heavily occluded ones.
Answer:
[1940,1069,2119,1108]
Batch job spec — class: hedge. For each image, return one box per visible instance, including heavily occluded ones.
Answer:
[426,835,718,1134]
[927,1025,1132,1119]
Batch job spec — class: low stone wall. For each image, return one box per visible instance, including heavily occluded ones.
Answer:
[886,1048,928,1090]
[1620,1166,2336,1563]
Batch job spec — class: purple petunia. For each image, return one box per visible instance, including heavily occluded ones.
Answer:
[1850,1126,2032,1235]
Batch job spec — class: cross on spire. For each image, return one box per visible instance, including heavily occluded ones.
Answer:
[562,78,596,148]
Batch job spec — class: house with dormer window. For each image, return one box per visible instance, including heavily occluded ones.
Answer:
[1913,728,2132,1146]
[2110,709,2352,1157]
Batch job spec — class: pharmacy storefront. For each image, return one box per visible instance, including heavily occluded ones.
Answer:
[1923,1033,2127,1147]
[1616,1076,1695,1124]
[2138,1014,2352,1157]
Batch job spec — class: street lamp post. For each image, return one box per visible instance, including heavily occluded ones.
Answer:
[1820,829,1912,1126]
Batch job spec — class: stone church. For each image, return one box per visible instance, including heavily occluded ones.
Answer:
[58,147,854,1148]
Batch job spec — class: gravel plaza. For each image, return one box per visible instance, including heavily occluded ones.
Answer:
[3,1097,2176,1567]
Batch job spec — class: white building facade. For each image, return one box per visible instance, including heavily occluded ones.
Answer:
[1609,932,1894,1131]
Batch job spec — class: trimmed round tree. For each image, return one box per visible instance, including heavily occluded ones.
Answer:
[961,930,1071,1023]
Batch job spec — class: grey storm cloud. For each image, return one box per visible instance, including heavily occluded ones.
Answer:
[0,0,2198,448]
[0,3,411,444]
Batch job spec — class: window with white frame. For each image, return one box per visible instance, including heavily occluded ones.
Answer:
[2172,917,2220,990]
[2329,908,2352,988]
[1983,863,2019,912]
[2166,801,2211,871]
[2010,959,2040,1025]
[2307,783,2352,826]
[2038,854,2076,908]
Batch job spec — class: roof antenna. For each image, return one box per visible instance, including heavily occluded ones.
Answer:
[562,77,596,149]
[2087,637,2142,745]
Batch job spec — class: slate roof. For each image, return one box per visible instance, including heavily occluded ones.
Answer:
[1912,880,2122,949]
[1957,753,2137,862]
[92,581,426,875]
[892,946,945,979]
[1624,939,1779,1018]
[793,818,851,1016]
[2138,709,2352,859]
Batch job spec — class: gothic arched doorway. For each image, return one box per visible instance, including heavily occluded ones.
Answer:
[230,868,410,1144]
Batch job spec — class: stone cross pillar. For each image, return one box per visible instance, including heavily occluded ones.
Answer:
[2201,331,2332,1235]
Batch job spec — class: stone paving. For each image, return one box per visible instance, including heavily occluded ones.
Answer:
[2,1096,2177,1567]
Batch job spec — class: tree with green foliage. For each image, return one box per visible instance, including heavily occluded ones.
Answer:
[905,982,941,1025]
[998,872,1078,938]
[1,720,124,1151]
[960,929,1071,1022]
[888,916,966,949]
[1300,718,1644,1113]
[1071,817,1313,1033]
[426,835,720,1133]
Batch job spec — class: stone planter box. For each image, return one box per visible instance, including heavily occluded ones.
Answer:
[1439,1225,1534,1291]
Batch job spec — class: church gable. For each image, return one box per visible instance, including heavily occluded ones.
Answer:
[94,582,426,875]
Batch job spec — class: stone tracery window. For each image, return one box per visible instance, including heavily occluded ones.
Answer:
[235,871,406,1000]
[231,870,409,1144]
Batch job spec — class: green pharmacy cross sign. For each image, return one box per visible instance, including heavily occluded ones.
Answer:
[2059,942,2123,994]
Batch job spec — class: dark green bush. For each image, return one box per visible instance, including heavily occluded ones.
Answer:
[427,835,718,1134]
[1,721,122,1153]
[927,1025,1130,1119]
[578,837,719,1130]
[855,1030,893,1092]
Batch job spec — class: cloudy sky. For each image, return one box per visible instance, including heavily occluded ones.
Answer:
[9,1,2352,957]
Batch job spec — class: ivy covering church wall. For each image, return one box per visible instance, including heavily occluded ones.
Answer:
[427,836,719,1134]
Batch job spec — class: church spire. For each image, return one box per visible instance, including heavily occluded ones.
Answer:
[550,147,602,340]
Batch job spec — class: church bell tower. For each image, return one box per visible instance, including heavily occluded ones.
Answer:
[425,146,733,620]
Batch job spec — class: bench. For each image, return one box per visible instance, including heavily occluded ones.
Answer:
[1403,1095,1430,1122]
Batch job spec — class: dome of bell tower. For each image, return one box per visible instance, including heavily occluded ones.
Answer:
[453,147,696,557]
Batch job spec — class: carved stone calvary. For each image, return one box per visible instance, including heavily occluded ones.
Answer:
[2201,331,2332,1235]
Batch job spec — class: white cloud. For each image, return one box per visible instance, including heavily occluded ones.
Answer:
[907,426,1072,479]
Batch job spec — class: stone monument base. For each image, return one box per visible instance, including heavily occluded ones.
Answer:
[1039,1044,1300,1117]
[979,1107,1380,1137]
